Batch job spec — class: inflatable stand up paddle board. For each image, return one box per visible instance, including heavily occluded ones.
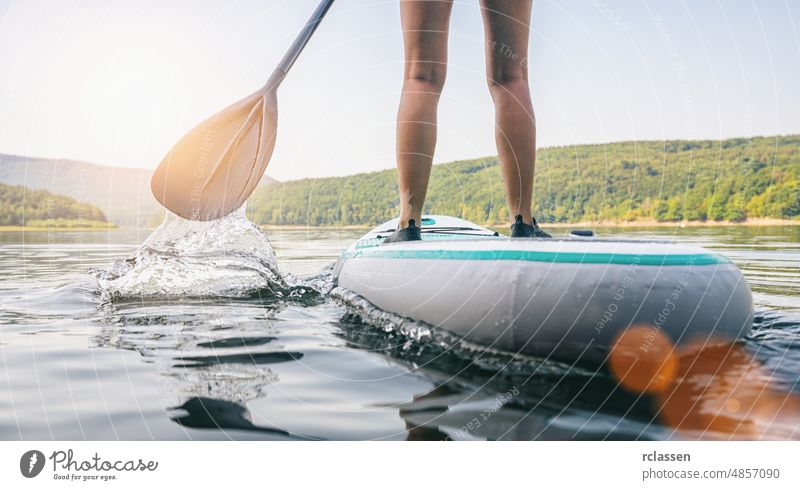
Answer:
[332,216,754,364]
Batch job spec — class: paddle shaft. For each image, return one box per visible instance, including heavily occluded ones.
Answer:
[272,0,335,82]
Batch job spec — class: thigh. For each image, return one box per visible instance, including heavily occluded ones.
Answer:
[479,0,533,82]
[400,0,454,79]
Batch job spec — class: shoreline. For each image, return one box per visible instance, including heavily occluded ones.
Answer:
[0,225,117,232]
[3,218,795,233]
[260,218,799,230]
[531,218,799,228]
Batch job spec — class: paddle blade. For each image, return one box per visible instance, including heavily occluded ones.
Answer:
[151,90,278,221]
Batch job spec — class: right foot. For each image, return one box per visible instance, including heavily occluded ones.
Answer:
[382,219,422,243]
[510,215,551,238]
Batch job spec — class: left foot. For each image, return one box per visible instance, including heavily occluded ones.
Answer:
[510,215,551,238]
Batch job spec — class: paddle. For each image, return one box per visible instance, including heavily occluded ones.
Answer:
[151,0,335,221]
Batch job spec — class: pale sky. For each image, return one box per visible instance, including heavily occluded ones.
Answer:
[0,0,798,181]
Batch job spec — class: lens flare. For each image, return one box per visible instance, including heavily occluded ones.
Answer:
[609,323,678,394]
[655,342,800,439]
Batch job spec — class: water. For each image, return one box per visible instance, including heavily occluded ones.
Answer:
[1,216,799,440]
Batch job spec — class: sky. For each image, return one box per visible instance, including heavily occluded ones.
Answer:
[0,0,798,181]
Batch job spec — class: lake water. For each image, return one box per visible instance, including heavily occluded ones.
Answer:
[1,220,799,440]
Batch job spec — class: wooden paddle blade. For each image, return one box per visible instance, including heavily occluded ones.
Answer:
[151,90,278,221]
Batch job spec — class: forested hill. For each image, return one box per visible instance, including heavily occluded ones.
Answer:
[0,153,278,226]
[0,154,157,227]
[0,183,109,227]
[248,135,800,226]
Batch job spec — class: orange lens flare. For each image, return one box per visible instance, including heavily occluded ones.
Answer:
[609,326,800,439]
[609,324,678,395]
[656,342,800,439]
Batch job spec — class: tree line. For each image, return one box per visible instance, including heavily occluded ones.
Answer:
[247,135,800,225]
[0,183,108,226]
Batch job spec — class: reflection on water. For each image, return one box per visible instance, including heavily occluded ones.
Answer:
[656,343,800,439]
[93,299,303,409]
[0,223,798,440]
[170,398,309,439]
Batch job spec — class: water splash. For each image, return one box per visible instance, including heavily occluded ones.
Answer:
[297,263,337,296]
[94,206,296,301]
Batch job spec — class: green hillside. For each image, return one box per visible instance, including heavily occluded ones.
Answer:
[0,153,278,227]
[248,135,800,226]
[0,183,109,227]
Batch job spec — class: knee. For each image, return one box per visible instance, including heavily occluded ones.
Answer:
[403,60,447,95]
[486,67,529,97]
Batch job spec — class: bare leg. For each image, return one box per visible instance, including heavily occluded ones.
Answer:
[480,0,536,224]
[396,0,454,228]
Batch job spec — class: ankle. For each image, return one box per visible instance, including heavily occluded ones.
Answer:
[399,215,422,229]
[511,213,533,225]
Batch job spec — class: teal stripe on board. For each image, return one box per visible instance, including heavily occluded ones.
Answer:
[354,233,486,249]
[347,248,728,266]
